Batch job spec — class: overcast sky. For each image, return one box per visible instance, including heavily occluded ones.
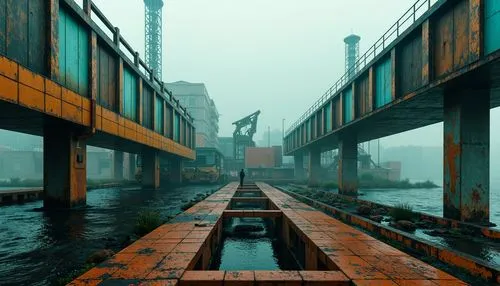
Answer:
[90,0,499,148]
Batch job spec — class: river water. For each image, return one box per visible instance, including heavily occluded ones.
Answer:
[0,185,221,286]
[359,179,500,228]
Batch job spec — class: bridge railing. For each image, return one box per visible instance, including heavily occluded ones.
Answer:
[85,0,192,121]
[286,0,438,135]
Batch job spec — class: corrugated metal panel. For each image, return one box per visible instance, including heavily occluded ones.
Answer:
[97,45,117,110]
[343,88,353,123]
[154,95,163,134]
[356,74,370,117]
[485,0,500,55]
[165,106,172,138]
[375,57,392,108]
[122,66,137,121]
[173,112,180,142]
[398,33,422,97]
[306,119,311,142]
[142,86,153,129]
[1,0,46,74]
[59,7,88,96]
[325,102,332,132]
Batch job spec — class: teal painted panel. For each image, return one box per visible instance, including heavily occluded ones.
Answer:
[173,112,180,142]
[325,102,332,132]
[375,57,392,108]
[343,88,353,123]
[485,0,500,55]
[58,10,67,84]
[122,67,137,121]
[142,87,153,129]
[155,95,164,133]
[58,8,89,96]
[306,119,311,142]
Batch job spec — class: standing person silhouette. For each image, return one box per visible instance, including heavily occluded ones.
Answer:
[239,169,245,187]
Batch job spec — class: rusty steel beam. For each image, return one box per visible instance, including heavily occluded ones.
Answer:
[443,90,490,223]
[338,133,358,196]
[47,0,59,80]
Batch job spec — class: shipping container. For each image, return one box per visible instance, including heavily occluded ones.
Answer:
[245,147,282,169]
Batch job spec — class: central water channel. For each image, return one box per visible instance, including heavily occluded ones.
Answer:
[0,184,222,286]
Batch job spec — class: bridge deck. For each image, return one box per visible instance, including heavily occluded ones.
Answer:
[71,182,466,285]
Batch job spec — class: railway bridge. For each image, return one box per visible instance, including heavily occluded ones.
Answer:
[284,0,500,223]
[0,0,196,208]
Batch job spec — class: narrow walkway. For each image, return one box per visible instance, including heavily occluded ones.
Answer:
[70,182,467,285]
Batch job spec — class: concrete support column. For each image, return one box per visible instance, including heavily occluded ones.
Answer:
[338,134,358,195]
[43,126,87,208]
[308,148,321,187]
[170,158,183,185]
[142,149,160,189]
[294,153,305,180]
[444,90,490,224]
[128,154,136,180]
[113,151,123,180]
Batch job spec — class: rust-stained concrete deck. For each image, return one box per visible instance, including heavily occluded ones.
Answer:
[70,182,467,285]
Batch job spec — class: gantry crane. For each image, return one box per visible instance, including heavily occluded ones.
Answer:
[232,110,261,160]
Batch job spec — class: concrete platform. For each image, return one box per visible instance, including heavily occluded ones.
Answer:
[0,188,43,204]
[71,182,467,285]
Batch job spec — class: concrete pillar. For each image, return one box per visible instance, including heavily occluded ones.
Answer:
[142,149,160,189]
[113,151,123,180]
[170,158,183,185]
[308,148,321,187]
[128,153,136,180]
[294,153,305,180]
[43,126,87,208]
[444,90,490,224]
[338,134,358,195]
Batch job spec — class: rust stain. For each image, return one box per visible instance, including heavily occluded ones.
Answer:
[471,185,481,203]
[445,133,461,194]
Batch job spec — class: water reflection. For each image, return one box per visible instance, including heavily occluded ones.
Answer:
[0,184,220,286]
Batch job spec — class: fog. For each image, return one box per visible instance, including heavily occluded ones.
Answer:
[0,0,499,183]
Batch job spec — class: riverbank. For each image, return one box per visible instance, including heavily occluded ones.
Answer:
[318,176,438,189]
[0,178,138,189]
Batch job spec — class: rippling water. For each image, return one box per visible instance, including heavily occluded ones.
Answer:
[0,185,221,286]
[359,179,500,228]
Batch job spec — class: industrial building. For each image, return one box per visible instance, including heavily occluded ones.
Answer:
[167,81,220,149]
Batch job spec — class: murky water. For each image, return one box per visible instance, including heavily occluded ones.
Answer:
[359,180,500,228]
[0,185,221,286]
[211,217,299,271]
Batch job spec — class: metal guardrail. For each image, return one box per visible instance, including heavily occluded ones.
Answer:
[285,0,438,136]
[85,0,193,122]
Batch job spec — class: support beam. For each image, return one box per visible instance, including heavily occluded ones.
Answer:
[294,153,305,181]
[308,148,321,187]
[444,90,490,223]
[142,149,160,189]
[128,153,136,181]
[43,125,87,208]
[113,151,124,180]
[170,157,183,185]
[338,133,358,195]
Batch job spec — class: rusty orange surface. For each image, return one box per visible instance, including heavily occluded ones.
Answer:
[69,183,469,286]
[0,55,195,160]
